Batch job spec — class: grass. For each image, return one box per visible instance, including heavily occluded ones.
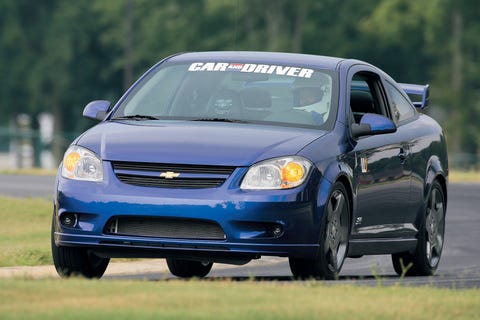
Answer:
[0,195,478,320]
[0,278,479,319]
[0,196,52,266]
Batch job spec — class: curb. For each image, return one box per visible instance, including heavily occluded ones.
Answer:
[0,259,168,279]
[0,257,286,279]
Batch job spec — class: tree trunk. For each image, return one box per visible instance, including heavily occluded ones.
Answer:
[266,0,285,51]
[124,0,134,91]
[292,1,307,53]
[52,100,65,164]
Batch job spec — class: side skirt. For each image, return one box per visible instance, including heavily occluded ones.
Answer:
[347,238,417,257]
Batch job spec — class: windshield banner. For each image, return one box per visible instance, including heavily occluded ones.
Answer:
[188,62,314,78]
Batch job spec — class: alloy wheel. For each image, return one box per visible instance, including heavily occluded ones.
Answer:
[425,186,445,268]
[325,189,349,273]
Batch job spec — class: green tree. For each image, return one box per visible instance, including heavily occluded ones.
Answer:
[1,0,480,165]
[358,0,480,164]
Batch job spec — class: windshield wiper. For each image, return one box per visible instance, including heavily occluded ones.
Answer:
[112,114,159,121]
[191,118,247,123]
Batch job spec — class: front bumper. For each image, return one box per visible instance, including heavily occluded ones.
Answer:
[53,161,329,262]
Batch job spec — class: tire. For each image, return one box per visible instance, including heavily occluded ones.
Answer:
[166,258,213,278]
[392,180,446,276]
[289,182,350,280]
[51,214,110,278]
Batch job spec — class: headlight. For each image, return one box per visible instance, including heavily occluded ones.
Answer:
[61,146,103,182]
[240,156,312,190]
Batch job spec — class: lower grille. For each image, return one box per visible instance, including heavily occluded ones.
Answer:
[104,217,226,240]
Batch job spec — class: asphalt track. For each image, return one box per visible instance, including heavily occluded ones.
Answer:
[1,174,479,288]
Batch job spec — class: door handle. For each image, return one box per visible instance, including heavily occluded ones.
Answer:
[398,148,409,161]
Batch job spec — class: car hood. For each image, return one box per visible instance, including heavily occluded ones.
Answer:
[76,121,326,166]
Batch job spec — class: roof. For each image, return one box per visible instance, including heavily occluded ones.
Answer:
[166,51,346,71]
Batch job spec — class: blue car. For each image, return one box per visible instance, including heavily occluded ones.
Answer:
[51,51,448,279]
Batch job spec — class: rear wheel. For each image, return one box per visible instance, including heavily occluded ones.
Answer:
[289,182,350,280]
[392,180,446,276]
[166,258,213,278]
[51,214,109,278]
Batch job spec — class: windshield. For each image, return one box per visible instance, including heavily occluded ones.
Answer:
[112,61,337,129]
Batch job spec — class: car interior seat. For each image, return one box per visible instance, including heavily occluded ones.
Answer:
[350,90,375,123]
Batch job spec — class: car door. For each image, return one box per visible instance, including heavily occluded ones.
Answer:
[383,79,422,229]
[347,70,412,239]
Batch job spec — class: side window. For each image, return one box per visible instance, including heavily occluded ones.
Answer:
[385,81,416,124]
[350,73,386,124]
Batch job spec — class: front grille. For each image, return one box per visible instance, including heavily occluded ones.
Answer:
[111,161,236,189]
[115,174,225,188]
[112,162,236,175]
[104,217,226,240]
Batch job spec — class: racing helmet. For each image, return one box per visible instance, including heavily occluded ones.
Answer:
[292,73,329,108]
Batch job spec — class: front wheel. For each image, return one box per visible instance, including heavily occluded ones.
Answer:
[392,180,446,276]
[166,258,213,278]
[289,182,350,280]
[51,214,109,278]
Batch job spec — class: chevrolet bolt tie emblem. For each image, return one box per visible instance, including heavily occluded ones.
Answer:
[160,171,180,179]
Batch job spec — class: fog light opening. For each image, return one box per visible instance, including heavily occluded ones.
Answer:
[60,213,78,228]
[105,218,119,234]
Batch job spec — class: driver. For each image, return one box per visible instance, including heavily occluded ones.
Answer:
[292,74,330,124]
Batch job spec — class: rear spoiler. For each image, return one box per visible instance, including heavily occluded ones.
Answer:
[399,83,430,109]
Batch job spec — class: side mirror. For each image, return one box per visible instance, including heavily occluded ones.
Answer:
[83,100,111,121]
[351,113,397,138]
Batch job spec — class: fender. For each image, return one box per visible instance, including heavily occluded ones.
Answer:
[319,157,354,203]
[314,158,355,245]
[424,155,448,202]
[411,154,448,231]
